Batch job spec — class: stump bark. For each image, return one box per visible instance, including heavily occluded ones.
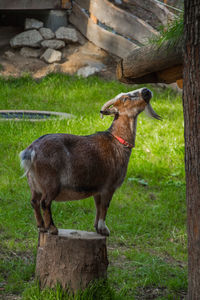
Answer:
[35,229,109,291]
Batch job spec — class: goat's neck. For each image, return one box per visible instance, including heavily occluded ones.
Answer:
[109,114,138,147]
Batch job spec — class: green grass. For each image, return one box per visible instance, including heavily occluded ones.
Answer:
[0,74,187,299]
[149,13,183,47]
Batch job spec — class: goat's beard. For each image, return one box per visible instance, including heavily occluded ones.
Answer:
[145,104,162,120]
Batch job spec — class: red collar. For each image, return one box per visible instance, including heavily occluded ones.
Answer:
[111,133,134,148]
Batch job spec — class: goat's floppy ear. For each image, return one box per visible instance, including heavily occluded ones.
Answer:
[100,107,118,117]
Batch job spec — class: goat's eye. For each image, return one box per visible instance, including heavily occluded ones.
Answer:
[123,96,129,102]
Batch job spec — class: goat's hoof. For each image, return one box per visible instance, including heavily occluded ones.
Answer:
[97,220,110,236]
[48,225,58,235]
[98,228,110,236]
[97,225,110,236]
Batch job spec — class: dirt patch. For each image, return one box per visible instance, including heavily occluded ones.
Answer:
[136,286,169,299]
[136,286,187,300]
[0,46,46,77]
[0,40,118,80]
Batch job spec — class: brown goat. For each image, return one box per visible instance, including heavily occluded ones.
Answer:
[20,88,161,236]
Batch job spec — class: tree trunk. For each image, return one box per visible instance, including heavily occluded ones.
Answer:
[183,0,200,298]
[35,229,108,291]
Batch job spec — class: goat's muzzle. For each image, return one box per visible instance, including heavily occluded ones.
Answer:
[141,88,152,103]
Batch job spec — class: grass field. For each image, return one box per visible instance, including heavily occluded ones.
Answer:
[0,74,187,299]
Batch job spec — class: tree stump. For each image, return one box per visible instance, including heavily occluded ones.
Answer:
[35,229,109,291]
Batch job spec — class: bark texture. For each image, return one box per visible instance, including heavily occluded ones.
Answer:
[36,229,108,291]
[183,0,200,298]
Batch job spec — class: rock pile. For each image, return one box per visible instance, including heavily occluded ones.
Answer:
[10,18,79,64]
[5,17,109,78]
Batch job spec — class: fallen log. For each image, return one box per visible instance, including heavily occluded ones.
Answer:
[116,39,183,84]
[36,229,108,291]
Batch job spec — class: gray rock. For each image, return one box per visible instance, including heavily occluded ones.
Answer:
[41,48,62,63]
[20,47,42,58]
[4,51,15,59]
[45,10,68,32]
[41,39,65,50]
[39,27,55,40]
[25,18,44,30]
[10,30,43,48]
[77,65,102,78]
[55,27,78,43]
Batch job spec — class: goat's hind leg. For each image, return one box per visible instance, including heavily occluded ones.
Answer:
[31,191,45,232]
[41,193,58,235]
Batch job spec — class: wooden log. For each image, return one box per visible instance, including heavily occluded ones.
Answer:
[116,39,183,83]
[116,64,183,84]
[36,229,108,291]
[69,2,139,58]
[74,0,158,44]
[157,64,183,83]
[0,0,61,10]
[122,0,175,26]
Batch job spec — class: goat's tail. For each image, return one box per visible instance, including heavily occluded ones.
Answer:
[19,148,36,178]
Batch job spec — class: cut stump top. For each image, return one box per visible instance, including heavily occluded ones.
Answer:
[39,229,107,247]
[58,229,106,239]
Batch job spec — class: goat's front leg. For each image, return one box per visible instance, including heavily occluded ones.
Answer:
[95,192,114,236]
[41,195,58,235]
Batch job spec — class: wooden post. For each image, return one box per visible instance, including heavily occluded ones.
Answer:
[35,229,108,291]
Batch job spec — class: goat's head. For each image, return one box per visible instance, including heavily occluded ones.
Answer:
[100,87,161,120]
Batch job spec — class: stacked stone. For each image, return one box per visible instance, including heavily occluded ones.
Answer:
[10,18,79,63]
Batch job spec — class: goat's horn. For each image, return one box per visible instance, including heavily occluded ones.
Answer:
[145,103,162,120]
[100,98,116,119]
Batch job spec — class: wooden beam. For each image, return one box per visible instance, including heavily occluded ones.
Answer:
[0,0,62,10]
[123,0,174,26]
[69,2,139,58]
[74,0,158,44]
